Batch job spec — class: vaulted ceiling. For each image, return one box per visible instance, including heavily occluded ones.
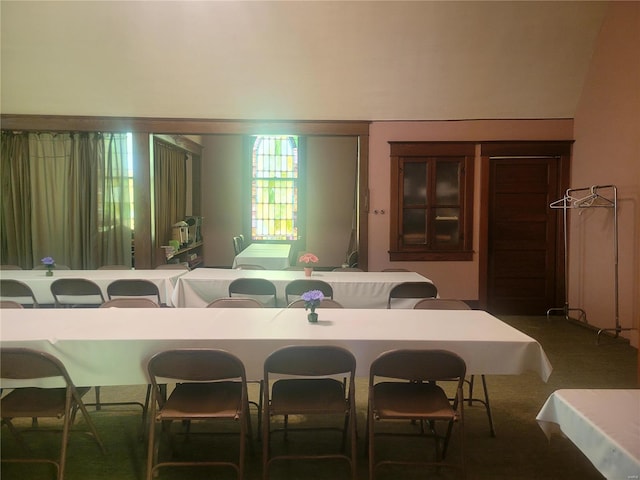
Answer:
[0,1,609,121]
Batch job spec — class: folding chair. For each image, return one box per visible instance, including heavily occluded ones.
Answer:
[207,297,264,308]
[146,349,251,480]
[367,349,466,479]
[100,298,160,308]
[1,347,105,480]
[387,281,438,308]
[262,345,357,480]
[107,279,163,306]
[284,279,334,305]
[414,298,495,436]
[0,279,39,308]
[228,278,277,307]
[50,278,105,308]
[0,300,24,308]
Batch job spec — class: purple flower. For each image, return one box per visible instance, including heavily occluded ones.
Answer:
[41,257,55,266]
[301,289,324,311]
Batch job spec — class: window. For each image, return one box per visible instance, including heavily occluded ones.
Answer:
[250,135,300,241]
[389,142,474,261]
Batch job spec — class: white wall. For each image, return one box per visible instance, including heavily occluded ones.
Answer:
[572,2,640,345]
[1,1,606,120]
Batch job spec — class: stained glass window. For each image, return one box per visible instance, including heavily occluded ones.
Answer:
[251,135,299,241]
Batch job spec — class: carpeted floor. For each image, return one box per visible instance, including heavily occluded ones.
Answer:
[2,315,637,480]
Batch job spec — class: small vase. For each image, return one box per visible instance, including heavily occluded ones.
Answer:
[307,311,318,323]
[45,268,53,277]
[304,267,313,277]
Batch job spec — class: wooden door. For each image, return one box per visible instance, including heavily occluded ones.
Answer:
[487,157,561,314]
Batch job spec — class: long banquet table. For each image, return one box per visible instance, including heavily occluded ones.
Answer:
[536,389,640,479]
[171,268,434,308]
[0,307,552,388]
[232,243,292,270]
[0,269,187,306]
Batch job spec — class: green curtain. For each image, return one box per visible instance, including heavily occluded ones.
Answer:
[0,132,33,267]
[153,139,187,249]
[0,131,132,269]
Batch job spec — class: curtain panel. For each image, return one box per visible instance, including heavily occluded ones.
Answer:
[0,131,132,269]
[0,132,33,267]
[153,139,187,249]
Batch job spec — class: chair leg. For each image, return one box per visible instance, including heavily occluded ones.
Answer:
[94,386,102,411]
[467,374,496,437]
[480,374,496,437]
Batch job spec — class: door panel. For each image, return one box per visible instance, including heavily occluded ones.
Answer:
[487,158,559,314]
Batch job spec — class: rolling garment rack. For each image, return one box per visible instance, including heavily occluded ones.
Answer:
[547,184,629,343]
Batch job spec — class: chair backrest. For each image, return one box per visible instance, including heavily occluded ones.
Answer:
[387,281,438,308]
[148,349,247,385]
[33,264,71,270]
[413,298,470,310]
[50,278,105,307]
[155,263,190,270]
[232,236,243,256]
[264,345,356,378]
[107,279,161,304]
[346,250,358,268]
[98,264,131,270]
[235,264,265,270]
[332,267,364,272]
[0,279,39,307]
[370,349,466,384]
[100,298,160,308]
[206,297,264,308]
[228,278,277,307]
[0,300,24,308]
[285,279,334,304]
[0,264,22,270]
[287,298,344,309]
[1,347,74,383]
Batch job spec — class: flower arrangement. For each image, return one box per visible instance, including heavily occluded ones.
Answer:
[301,289,324,322]
[41,256,55,276]
[298,253,319,265]
[299,253,318,277]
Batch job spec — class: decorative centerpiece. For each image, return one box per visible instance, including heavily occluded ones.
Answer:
[298,252,319,277]
[41,256,56,276]
[301,289,324,323]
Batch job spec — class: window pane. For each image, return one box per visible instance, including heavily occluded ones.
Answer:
[435,207,460,245]
[251,135,298,241]
[402,208,426,245]
[436,161,460,205]
[403,162,427,205]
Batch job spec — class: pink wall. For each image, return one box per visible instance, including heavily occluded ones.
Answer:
[367,119,573,300]
[572,2,640,345]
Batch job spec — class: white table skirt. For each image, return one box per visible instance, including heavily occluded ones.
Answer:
[232,244,292,270]
[0,308,552,388]
[0,269,187,306]
[536,389,640,479]
[171,268,434,308]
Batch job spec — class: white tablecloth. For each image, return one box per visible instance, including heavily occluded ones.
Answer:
[0,269,187,306]
[232,244,292,270]
[171,268,434,308]
[0,308,552,387]
[536,389,640,479]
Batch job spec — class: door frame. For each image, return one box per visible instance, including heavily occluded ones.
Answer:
[478,141,573,311]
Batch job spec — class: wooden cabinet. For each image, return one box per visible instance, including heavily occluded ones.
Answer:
[389,142,474,261]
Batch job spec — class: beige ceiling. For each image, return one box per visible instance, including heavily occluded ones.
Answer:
[0,1,609,120]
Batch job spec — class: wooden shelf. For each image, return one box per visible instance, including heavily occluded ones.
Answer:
[166,241,202,261]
